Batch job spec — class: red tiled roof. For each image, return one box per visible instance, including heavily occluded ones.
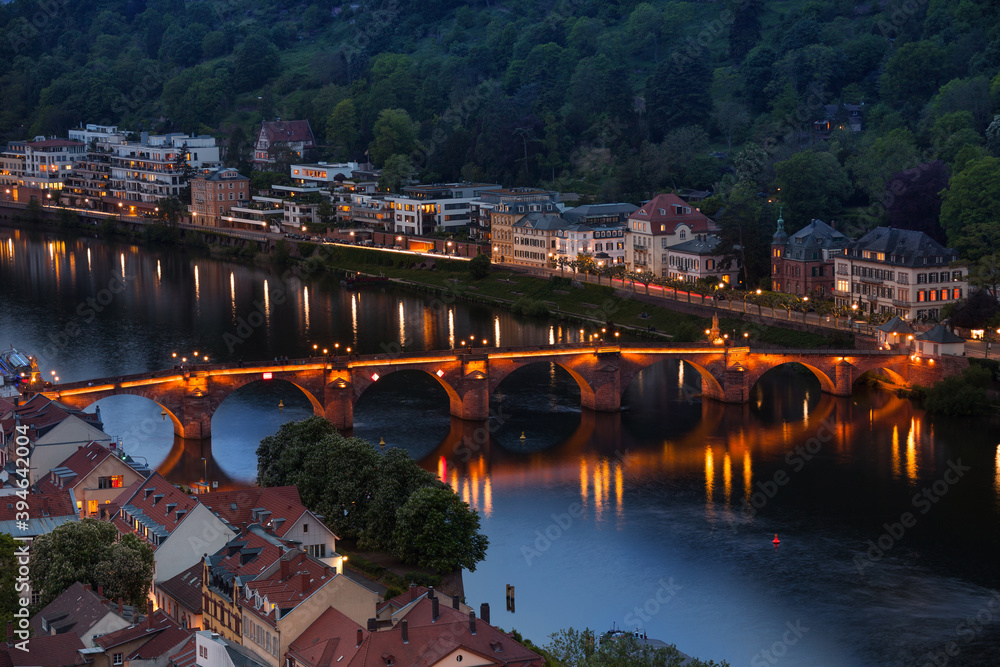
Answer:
[261,120,315,146]
[167,636,197,667]
[629,193,718,235]
[37,441,121,494]
[242,552,337,627]
[0,490,75,521]
[210,530,286,582]
[1,396,103,440]
[0,397,16,414]
[346,595,543,667]
[95,610,177,650]
[157,562,203,614]
[112,473,200,549]
[287,607,365,667]
[30,582,125,639]
[199,487,310,537]
[128,624,193,661]
[3,633,87,666]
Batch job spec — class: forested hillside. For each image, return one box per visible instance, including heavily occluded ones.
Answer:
[2,0,1000,287]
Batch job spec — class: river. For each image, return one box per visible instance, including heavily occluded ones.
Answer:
[2,226,999,666]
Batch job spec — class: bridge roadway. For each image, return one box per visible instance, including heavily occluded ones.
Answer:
[39,342,960,439]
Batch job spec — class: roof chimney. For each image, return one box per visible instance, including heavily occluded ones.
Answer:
[118,598,124,616]
[452,595,459,610]
[427,586,435,599]
[280,558,290,580]
[367,618,377,632]
[356,628,363,647]
[480,603,490,625]
[469,611,476,635]
[97,583,104,598]
[431,597,439,622]
[400,619,408,644]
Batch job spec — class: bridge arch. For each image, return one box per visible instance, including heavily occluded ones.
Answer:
[855,366,908,388]
[487,359,598,411]
[209,377,325,419]
[620,356,725,402]
[748,360,836,396]
[354,368,462,416]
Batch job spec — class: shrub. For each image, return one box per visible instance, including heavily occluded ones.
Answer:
[921,365,992,416]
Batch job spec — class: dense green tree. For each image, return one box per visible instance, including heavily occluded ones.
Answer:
[774,151,853,226]
[728,0,763,61]
[370,108,419,165]
[30,519,154,611]
[393,486,489,572]
[327,99,360,159]
[922,366,993,416]
[846,129,921,202]
[358,447,436,552]
[645,57,712,141]
[233,34,280,93]
[925,77,993,132]
[939,156,1000,261]
[378,154,415,192]
[468,252,491,279]
[880,41,948,108]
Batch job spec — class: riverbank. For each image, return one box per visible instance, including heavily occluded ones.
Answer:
[2,211,853,349]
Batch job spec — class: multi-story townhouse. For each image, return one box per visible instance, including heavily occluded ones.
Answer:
[253,120,315,170]
[190,168,251,227]
[110,133,220,204]
[666,235,741,284]
[510,212,572,269]
[625,193,719,277]
[832,227,967,321]
[771,216,849,296]
[486,188,561,264]
[37,440,146,518]
[23,138,86,191]
[0,141,27,186]
[386,183,503,236]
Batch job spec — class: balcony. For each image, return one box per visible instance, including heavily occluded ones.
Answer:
[891,299,911,308]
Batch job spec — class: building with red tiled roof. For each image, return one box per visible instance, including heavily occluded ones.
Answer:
[1,397,110,482]
[0,490,78,539]
[1,632,89,667]
[155,562,203,631]
[166,635,197,667]
[90,610,192,667]
[253,121,316,170]
[199,487,339,564]
[38,441,146,519]
[202,527,292,644]
[625,193,719,278]
[30,582,134,642]
[111,472,235,584]
[287,587,544,667]
[239,550,381,667]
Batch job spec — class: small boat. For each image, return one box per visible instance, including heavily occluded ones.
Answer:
[0,346,35,391]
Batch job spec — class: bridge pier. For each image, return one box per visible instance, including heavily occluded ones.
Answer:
[723,363,750,403]
[454,381,490,421]
[325,379,354,431]
[834,360,855,396]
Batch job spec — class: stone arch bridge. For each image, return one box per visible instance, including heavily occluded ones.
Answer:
[39,343,964,439]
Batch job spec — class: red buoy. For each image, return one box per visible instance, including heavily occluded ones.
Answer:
[772,534,780,545]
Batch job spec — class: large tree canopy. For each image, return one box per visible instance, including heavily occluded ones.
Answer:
[774,151,853,228]
[939,156,1000,261]
[393,486,489,572]
[30,519,154,611]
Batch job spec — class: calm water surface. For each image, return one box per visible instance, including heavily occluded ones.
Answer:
[2,227,999,666]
